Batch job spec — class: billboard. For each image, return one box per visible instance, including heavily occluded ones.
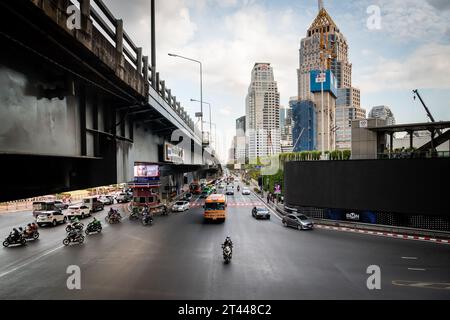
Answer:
[310,70,337,98]
[133,163,160,183]
[164,142,184,164]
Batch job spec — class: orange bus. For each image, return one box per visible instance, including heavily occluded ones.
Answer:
[204,194,227,222]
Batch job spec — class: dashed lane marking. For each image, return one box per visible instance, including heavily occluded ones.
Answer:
[408,268,426,271]
[392,280,450,290]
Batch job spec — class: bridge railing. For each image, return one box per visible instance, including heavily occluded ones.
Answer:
[70,0,196,133]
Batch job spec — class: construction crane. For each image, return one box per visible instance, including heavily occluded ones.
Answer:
[413,89,442,135]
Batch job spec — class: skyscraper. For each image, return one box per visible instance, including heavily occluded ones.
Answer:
[335,87,366,150]
[235,116,247,164]
[368,106,396,126]
[246,63,281,161]
[298,2,352,101]
[291,99,317,152]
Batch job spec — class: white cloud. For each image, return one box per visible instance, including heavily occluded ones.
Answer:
[356,43,450,93]
[376,0,450,42]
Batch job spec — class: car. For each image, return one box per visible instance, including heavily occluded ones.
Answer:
[116,192,131,203]
[282,214,314,230]
[184,193,193,201]
[36,210,67,227]
[252,207,270,219]
[225,186,234,195]
[242,187,251,195]
[172,201,190,212]
[99,195,114,205]
[54,200,69,210]
[66,205,91,220]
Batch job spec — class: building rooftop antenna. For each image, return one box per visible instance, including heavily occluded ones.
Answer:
[318,0,324,11]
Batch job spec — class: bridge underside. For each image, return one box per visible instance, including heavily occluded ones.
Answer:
[0,1,218,202]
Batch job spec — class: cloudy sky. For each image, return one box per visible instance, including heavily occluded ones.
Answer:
[103,0,450,162]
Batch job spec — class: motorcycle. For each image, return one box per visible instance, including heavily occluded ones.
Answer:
[142,214,153,226]
[22,230,40,241]
[222,244,232,264]
[66,222,84,233]
[105,213,121,224]
[130,207,140,221]
[85,221,102,235]
[63,231,85,246]
[3,233,27,247]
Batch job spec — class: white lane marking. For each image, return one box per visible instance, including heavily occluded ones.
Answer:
[401,257,418,260]
[0,245,64,279]
[408,268,426,271]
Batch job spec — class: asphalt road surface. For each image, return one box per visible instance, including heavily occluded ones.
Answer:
[0,185,449,299]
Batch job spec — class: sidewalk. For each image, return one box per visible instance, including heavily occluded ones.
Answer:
[249,182,450,244]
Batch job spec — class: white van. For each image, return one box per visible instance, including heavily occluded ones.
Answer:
[82,196,104,213]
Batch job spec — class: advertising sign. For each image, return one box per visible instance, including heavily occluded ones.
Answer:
[133,163,160,183]
[310,70,337,98]
[359,119,368,128]
[345,212,360,221]
[164,142,184,164]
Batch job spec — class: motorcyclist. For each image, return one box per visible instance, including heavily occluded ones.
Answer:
[24,224,33,236]
[91,217,100,226]
[31,223,38,232]
[70,217,83,230]
[10,228,20,241]
[142,206,153,224]
[223,236,233,248]
[237,185,240,192]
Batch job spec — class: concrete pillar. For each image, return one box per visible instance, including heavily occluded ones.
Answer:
[136,48,143,74]
[155,72,160,93]
[167,89,171,104]
[389,133,393,153]
[409,130,413,149]
[80,0,90,30]
[173,96,177,110]
[160,81,165,99]
[115,19,123,55]
[143,56,149,81]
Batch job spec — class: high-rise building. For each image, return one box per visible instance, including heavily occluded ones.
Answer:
[335,87,366,150]
[245,63,281,161]
[368,106,396,126]
[236,116,246,135]
[291,99,317,152]
[297,2,352,101]
[235,116,247,164]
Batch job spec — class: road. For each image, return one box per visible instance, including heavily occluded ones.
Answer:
[0,184,449,299]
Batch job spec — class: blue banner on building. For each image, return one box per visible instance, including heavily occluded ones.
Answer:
[310,70,337,98]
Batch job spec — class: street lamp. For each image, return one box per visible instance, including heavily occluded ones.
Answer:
[168,53,204,143]
[191,99,212,146]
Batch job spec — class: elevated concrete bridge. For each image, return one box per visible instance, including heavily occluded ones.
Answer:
[0,0,220,201]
